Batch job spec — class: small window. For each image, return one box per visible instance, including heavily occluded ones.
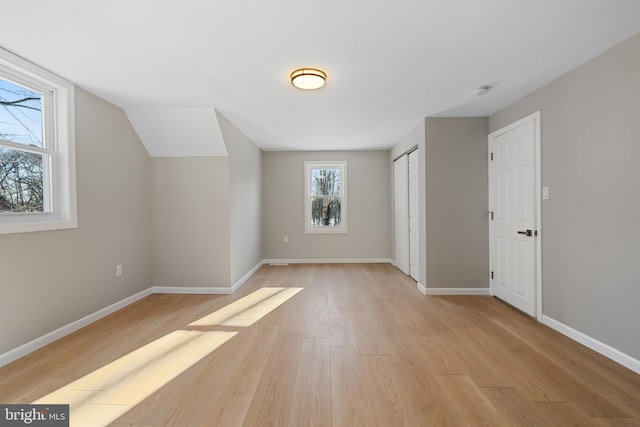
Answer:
[304,161,347,233]
[0,48,77,234]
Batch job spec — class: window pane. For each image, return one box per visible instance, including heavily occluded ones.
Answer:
[0,78,43,148]
[311,168,341,196]
[310,197,341,226]
[0,146,44,212]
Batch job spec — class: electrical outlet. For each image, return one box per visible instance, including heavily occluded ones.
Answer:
[116,264,123,276]
[284,236,289,243]
[542,187,549,200]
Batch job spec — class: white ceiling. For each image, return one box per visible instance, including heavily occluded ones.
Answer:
[1,1,639,152]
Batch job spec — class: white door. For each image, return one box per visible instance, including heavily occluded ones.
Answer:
[489,112,540,317]
[394,155,409,275]
[408,150,419,281]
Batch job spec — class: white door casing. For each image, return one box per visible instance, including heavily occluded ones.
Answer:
[408,150,420,281]
[394,155,409,275]
[488,112,541,318]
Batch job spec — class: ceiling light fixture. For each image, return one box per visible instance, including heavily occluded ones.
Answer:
[290,68,327,90]
[473,85,492,96]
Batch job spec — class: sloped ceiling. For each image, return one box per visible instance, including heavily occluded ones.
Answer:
[126,108,227,157]
[1,1,640,152]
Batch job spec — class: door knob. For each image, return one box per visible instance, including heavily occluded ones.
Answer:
[517,230,533,237]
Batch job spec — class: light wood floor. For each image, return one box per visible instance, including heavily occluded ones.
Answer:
[1,263,639,426]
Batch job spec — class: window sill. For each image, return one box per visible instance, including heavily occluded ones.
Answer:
[0,212,77,235]
[305,226,348,234]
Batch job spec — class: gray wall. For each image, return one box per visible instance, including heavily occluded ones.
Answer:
[218,113,264,284]
[151,157,231,287]
[150,114,263,289]
[424,118,489,289]
[0,89,152,355]
[263,150,391,260]
[389,118,488,290]
[490,33,640,360]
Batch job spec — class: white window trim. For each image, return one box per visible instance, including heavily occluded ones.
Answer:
[0,48,77,234]
[304,161,347,234]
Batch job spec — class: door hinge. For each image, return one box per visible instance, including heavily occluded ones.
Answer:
[488,211,494,220]
[490,152,494,161]
[534,230,538,237]
[491,271,494,280]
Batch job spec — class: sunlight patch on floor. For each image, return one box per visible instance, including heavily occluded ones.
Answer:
[31,287,304,426]
[33,330,236,427]
[189,287,304,327]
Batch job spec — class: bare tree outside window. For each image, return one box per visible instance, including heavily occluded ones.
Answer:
[305,161,347,233]
[0,48,77,234]
[310,168,342,226]
[0,78,44,213]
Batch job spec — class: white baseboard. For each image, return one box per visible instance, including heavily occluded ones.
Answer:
[419,285,489,295]
[0,288,153,368]
[264,258,393,264]
[153,286,234,294]
[541,315,640,375]
[153,260,266,295]
[231,260,265,293]
[416,282,427,295]
[424,288,491,296]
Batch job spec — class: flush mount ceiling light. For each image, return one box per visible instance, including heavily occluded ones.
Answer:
[290,68,327,90]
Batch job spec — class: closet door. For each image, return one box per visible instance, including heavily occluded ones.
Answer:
[394,155,409,275]
[408,149,419,281]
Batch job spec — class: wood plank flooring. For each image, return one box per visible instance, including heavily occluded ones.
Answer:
[1,263,639,426]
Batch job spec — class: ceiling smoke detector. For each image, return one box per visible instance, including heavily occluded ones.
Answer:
[473,85,492,96]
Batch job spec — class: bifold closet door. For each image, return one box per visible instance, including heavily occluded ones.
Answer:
[408,149,419,281]
[394,155,409,275]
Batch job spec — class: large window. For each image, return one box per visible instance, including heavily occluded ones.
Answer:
[0,78,46,213]
[304,161,347,233]
[0,48,76,234]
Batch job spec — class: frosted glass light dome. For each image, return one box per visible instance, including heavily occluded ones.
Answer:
[290,68,327,90]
